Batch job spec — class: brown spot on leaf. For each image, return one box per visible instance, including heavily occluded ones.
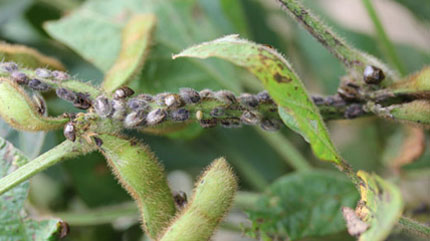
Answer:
[273,73,291,83]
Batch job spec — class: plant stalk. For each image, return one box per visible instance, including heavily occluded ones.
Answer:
[0,140,91,195]
[361,0,406,76]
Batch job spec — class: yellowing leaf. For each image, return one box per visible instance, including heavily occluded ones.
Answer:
[102,14,157,93]
[355,171,403,241]
[0,42,65,70]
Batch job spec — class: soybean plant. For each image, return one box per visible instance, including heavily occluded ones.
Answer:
[0,0,429,241]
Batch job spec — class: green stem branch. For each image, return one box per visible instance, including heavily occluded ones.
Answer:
[398,216,430,238]
[0,140,91,195]
[362,0,406,76]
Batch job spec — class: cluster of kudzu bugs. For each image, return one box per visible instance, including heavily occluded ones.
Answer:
[0,61,286,143]
[89,87,283,133]
[1,60,389,143]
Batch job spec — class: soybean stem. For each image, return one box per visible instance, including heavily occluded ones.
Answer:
[398,216,430,238]
[362,0,406,76]
[0,140,90,195]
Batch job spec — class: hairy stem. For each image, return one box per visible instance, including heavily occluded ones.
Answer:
[398,216,430,238]
[0,140,91,195]
[362,0,406,76]
[276,0,364,68]
[276,0,396,86]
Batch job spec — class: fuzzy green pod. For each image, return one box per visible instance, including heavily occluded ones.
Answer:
[95,134,176,239]
[388,66,430,97]
[0,77,68,131]
[159,158,238,241]
[388,100,430,127]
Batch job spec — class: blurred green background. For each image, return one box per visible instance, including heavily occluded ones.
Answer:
[0,0,429,240]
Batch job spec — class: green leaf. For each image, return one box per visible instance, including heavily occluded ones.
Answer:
[173,35,342,164]
[0,137,67,240]
[355,171,403,241]
[247,170,359,240]
[102,14,156,93]
[44,0,241,93]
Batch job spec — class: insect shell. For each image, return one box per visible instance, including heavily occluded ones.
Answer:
[344,104,364,119]
[92,136,103,147]
[199,89,215,98]
[238,93,259,108]
[127,97,149,111]
[256,90,273,103]
[124,110,147,128]
[240,111,260,125]
[210,107,225,117]
[56,88,77,102]
[28,78,50,91]
[215,90,237,105]
[220,118,241,128]
[136,94,153,102]
[179,88,201,104]
[32,93,47,116]
[93,96,113,118]
[64,122,76,142]
[260,119,282,131]
[154,93,170,106]
[147,108,167,125]
[170,108,189,122]
[10,71,29,85]
[164,94,184,108]
[114,86,135,100]
[73,92,92,110]
[0,62,18,72]
[363,65,385,85]
[199,118,217,128]
[173,191,188,209]
[111,99,127,121]
[35,68,52,78]
[311,95,325,105]
[51,70,70,81]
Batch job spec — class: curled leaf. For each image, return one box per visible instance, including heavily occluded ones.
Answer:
[0,78,68,131]
[354,171,403,241]
[0,42,65,70]
[102,14,157,93]
[391,127,426,170]
[159,158,237,241]
[96,134,176,239]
